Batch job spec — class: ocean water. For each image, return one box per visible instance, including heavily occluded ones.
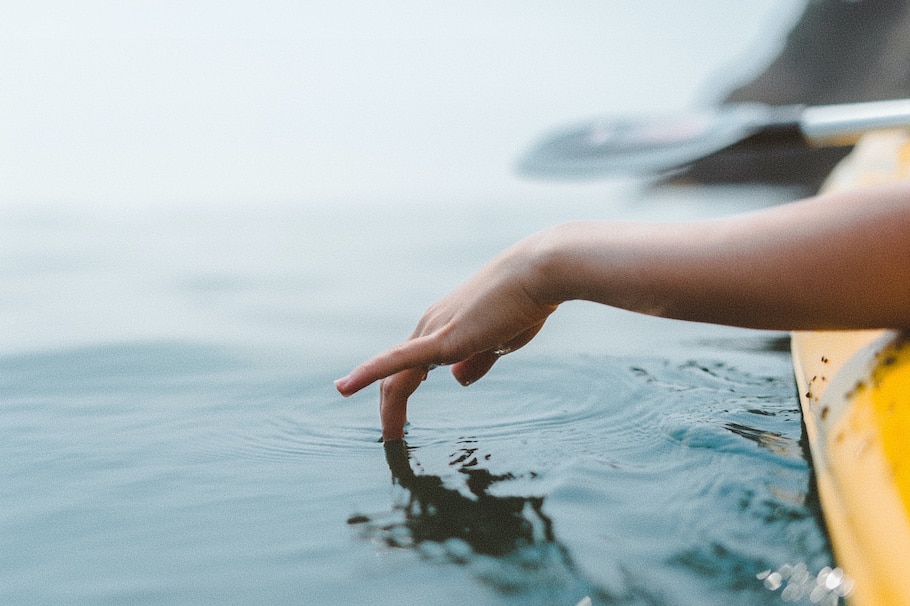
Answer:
[0,2,848,605]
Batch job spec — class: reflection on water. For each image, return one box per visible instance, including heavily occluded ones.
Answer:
[758,563,854,604]
[349,439,601,603]
[723,422,801,459]
[378,440,551,557]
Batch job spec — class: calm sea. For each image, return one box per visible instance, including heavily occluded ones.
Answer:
[0,2,844,604]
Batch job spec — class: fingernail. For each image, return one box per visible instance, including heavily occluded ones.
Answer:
[334,377,350,394]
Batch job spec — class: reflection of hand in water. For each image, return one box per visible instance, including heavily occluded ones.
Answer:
[353,440,553,557]
[349,441,597,604]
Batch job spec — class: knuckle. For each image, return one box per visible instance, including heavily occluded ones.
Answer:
[379,377,397,399]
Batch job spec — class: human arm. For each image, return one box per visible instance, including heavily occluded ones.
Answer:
[334,182,910,441]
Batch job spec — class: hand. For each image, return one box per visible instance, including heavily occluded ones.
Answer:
[336,184,910,441]
[334,236,559,441]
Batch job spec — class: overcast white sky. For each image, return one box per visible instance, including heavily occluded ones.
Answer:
[0,2,803,208]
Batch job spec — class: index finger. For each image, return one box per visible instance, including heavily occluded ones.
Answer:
[334,335,441,397]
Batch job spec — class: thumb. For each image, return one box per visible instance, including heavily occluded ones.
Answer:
[450,319,548,386]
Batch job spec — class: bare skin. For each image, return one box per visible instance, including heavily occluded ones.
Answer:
[334,182,910,441]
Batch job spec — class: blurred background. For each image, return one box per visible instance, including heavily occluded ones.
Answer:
[0,1,803,210]
[0,1,809,361]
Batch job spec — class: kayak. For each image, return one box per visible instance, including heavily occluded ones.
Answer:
[791,129,910,605]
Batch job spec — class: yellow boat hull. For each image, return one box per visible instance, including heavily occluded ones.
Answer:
[792,131,910,606]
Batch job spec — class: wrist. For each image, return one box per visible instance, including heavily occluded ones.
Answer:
[522,222,582,307]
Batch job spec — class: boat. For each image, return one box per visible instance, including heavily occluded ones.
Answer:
[791,129,910,605]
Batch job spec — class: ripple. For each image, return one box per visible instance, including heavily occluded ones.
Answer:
[414,356,665,440]
[345,351,821,604]
[188,403,382,464]
[396,354,797,465]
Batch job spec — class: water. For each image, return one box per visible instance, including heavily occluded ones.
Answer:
[0,2,846,605]
[0,338,817,606]
[0,196,839,605]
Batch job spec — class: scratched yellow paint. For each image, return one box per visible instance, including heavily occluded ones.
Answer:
[791,130,910,606]
[867,338,910,517]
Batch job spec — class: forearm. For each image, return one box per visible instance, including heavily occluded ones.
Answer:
[531,183,910,330]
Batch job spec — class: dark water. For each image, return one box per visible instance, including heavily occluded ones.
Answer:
[0,194,844,605]
[346,349,834,606]
[0,338,832,605]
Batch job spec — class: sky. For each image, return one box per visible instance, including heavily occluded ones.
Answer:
[0,1,805,209]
